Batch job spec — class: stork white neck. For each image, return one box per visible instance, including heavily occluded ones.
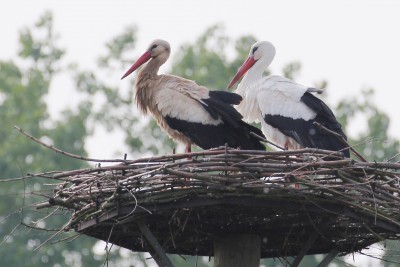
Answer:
[240,41,276,87]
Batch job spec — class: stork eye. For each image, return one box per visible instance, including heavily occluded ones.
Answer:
[252,46,258,54]
[150,44,157,50]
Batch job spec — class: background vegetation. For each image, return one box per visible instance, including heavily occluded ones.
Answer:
[1,12,399,266]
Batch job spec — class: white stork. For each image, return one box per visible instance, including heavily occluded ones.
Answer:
[227,41,350,157]
[121,39,265,153]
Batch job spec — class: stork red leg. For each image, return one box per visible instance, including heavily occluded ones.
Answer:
[184,144,192,182]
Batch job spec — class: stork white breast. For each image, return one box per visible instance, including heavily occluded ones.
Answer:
[235,83,263,123]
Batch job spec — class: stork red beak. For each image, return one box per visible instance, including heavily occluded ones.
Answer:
[121,51,152,80]
[227,57,257,90]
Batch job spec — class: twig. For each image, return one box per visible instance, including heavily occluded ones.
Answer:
[50,233,81,244]
[0,176,35,182]
[313,122,368,162]
[14,126,127,163]
[34,222,70,251]
[387,152,400,162]
[0,223,20,247]
[249,131,285,150]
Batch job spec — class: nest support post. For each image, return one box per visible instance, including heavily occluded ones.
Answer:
[291,230,320,267]
[214,234,261,267]
[137,220,173,267]
[317,249,340,267]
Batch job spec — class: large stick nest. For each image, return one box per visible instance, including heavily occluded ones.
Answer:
[37,147,400,258]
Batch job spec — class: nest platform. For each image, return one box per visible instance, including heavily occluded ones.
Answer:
[37,148,400,260]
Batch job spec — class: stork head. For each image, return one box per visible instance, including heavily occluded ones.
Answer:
[121,39,171,79]
[227,41,276,89]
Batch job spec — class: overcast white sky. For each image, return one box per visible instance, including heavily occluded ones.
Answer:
[2,0,399,264]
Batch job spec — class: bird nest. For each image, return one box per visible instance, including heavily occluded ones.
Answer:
[35,147,400,259]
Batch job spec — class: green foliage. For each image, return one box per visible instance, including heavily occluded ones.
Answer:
[383,240,400,267]
[282,61,301,80]
[1,13,399,267]
[171,25,256,90]
[335,88,400,162]
[0,12,100,267]
[19,11,64,76]
[98,25,138,69]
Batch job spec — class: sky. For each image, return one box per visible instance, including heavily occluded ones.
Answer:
[2,0,399,265]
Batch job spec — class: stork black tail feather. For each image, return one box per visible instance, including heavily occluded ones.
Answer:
[238,121,267,150]
[165,116,266,151]
[208,90,242,105]
[203,91,265,150]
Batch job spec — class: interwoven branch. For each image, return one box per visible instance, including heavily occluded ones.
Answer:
[33,148,400,233]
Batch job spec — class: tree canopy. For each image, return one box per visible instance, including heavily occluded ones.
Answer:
[1,12,399,267]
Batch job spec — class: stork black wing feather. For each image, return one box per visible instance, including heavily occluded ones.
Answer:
[165,90,265,150]
[264,93,349,157]
[195,91,242,122]
[300,92,341,128]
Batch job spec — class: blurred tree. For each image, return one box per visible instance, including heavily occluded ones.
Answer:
[0,12,115,267]
[382,240,400,267]
[2,13,399,267]
[171,24,258,90]
[335,89,400,267]
[335,88,400,162]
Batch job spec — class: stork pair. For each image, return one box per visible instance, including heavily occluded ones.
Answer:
[121,39,349,158]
